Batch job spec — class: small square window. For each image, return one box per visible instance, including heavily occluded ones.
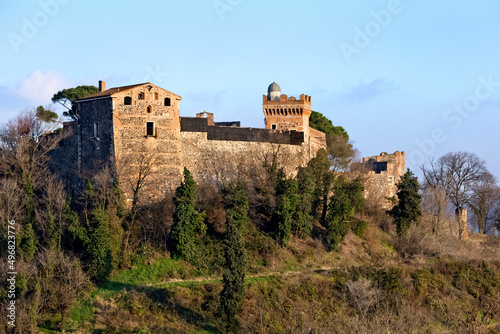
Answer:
[271,124,277,130]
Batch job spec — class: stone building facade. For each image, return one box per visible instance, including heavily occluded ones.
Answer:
[52,81,327,204]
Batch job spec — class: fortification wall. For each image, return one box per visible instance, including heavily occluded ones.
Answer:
[308,127,327,156]
[180,130,309,186]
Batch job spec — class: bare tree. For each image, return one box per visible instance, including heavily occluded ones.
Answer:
[117,150,159,207]
[36,249,90,329]
[469,172,500,234]
[0,108,66,188]
[421,152,488,239]
[421,158,450,236]
[0,178,25,227]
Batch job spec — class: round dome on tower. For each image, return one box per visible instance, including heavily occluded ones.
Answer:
[267,82,281,101]
[268,82,281,93]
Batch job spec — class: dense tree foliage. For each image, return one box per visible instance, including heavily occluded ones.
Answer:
[309,110,349,140]
[325,176,364,250]
[35,105,59,123]
[171,168,207,261]
[70,181,113,283]
[272,173,299,246]
[309,111,355,172]
[388,169,422,236]
[51,85,99,120]
[219,182,248,333]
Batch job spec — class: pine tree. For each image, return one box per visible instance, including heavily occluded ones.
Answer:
[171,168,206,261]
[219,182,248,333]
[388,169,422,236]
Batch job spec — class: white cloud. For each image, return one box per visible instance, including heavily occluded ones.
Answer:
[343,78,396,100]
[15,70,71,104]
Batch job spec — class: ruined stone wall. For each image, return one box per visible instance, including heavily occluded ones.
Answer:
[361,151,406,207]
[180,130,309,187]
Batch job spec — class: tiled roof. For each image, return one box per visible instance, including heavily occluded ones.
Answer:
[76,82,181,101]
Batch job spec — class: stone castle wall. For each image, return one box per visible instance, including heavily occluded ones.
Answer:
[180,130,309,187]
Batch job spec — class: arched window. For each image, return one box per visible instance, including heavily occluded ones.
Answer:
[284,109,288,116]
[273,109,276,115]
[124,96,132,105]
[300,108,303,114]
[138,92,144,100]
[280,108,283,115]
[164,97,171,106]
[154,92,158,100]
[147,105,152,113]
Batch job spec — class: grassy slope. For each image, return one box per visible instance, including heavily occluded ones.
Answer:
[54,223,500,334]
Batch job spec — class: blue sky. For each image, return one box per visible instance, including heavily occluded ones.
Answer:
[1,0,499,179]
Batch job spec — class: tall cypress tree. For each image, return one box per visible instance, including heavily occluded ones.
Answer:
[272,173,299,246]
[388,169,422,236]
[219,182,248,333]
[171,168,206,261]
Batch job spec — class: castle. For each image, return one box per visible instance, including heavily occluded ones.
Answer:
[51,80,408,206]
[52,81,331,204]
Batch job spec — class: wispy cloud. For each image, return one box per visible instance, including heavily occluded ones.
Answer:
[343,78,396,100]
[15,70,71,104]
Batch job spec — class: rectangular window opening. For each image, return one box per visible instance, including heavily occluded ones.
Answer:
[271,124,277,130]
[94,122,99,138]
[146,122,155,137]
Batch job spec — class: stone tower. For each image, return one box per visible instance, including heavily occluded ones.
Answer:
[262,82,312,136]
[74,81,184,203]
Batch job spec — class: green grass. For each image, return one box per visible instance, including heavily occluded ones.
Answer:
[380,240,395,252]
[110,257,195,285]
